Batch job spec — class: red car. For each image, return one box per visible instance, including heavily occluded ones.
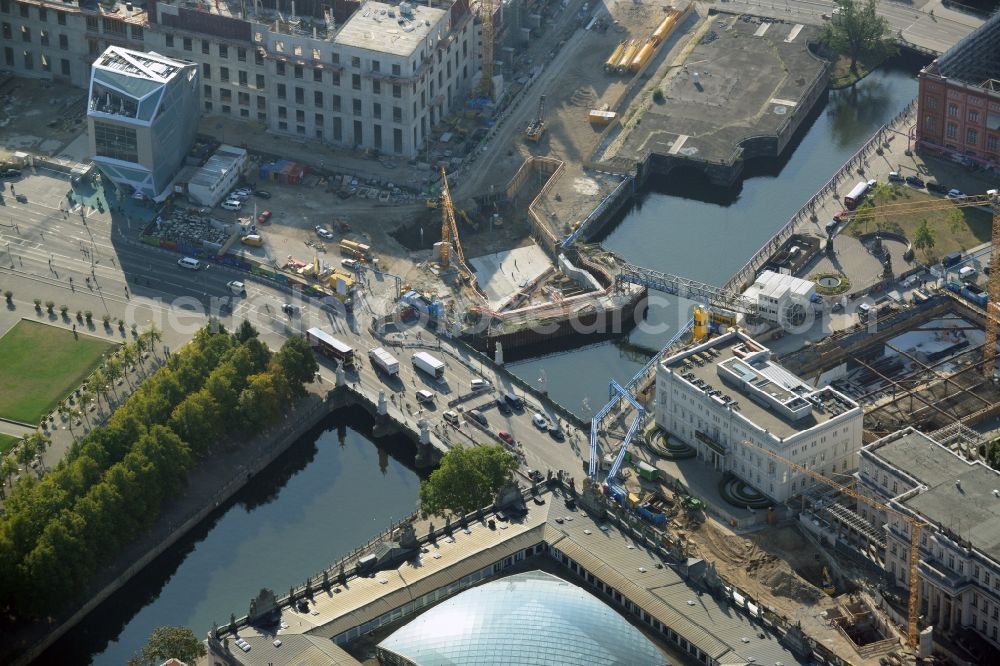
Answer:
[257,209,272,224]
[498,431,515,445]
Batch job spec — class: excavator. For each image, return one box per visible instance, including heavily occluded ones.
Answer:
[525,95,547,142]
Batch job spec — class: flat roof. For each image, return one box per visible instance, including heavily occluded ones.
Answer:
[93,47,187,83]
[189,145,247,188]
[867,429,1000,561]
[334,1,447,57]
[664,332,858,439]
[213,486,808,665]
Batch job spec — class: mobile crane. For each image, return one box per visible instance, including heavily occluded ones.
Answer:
[741,439,925,648]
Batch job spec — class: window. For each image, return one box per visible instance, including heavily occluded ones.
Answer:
[988,135,998,152]
[332,52,340,65]
[238,47,246,62]
[294,87,304,104]
[203,84,212,98]
[393,106,402,123]
[39,30,48,46]
[332,95,341,112]
[353,98,362,116]
[220,88,232,103]
[372,59,380,72]
[58,11,66,26]
[238,91,249,106]
[373,80,381,95]
[238,70,247,86]
[257,112,266,121]
[22,51,32,69]
[277,83,286,99]
[926,96,938,110]
[276,61,285,76]
[183,37,192,51]
[967,128,978,145]
[352,73,361,90]
[278,121,287,130]
[948,104,959,118]
[314,90,323,108]
[219,43,228,59]
[2,46,10,66]
[947,123,958,139]
[240,108,249,118]
[351,56,360,68]
[969,110,979,123]
[220,66,229,82]
[255,74,264,89]
[393,84,401,98]
[332,71,340,86]
[392,63,400,76]
[334,117,342,141]
[165,34,174,48]
[296,109,305,123]
[278,106,287,119]
[202,63,211,79]
[315,113,323,126]
[221,104,230,114]
[257,95,266,110]
[1,22,8,40]
[93,121,138,162]
[19,2,27,17]
[313,68,322,83]
[21,25,29,42]
[312,48,320,61]
[60,58,69,76]
[86,15,97,32]
[131,25,143,41]
[373,102,381,119]
[294,64,303,79]
[202,39,209,55]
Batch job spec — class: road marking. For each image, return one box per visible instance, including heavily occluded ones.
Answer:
[771,98,798,107]
[669,135,689,155]
[753,23,770,37]
[784,25,804,42]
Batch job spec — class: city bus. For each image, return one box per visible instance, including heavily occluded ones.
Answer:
[306,327,355,366]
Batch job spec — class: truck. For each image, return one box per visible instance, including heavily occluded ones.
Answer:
[637,460,660,482]
[368,347,400,376]
[412,351,445,380]
[339,239,372,261]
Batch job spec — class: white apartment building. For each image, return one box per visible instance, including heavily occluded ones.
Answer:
[1,0,478,159]
[742,270,817,328]
[655,330,863,503]
[88,46,200,200]
[859,428,1000,653]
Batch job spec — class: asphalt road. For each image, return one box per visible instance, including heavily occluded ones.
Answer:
[0,169,593,483]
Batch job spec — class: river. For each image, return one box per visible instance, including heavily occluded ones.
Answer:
[43,55,923,665]
[508,55,926,415]
[43,409,422,665]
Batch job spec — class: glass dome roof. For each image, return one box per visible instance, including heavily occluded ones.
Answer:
[377,570,668,665]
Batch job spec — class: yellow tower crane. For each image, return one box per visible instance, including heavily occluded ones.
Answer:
[438,167,467,270]
[843,189,999,374]
[740,439,925,649]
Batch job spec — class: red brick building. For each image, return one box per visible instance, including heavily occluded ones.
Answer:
[916,12,1000,172]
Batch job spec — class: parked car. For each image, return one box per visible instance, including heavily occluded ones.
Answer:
[548,424,565,441]
[241,234,263,246]
[14,193,27,203]
[833,209,848,222]
[281,303,299,316]
[496,398,512,415]
[254,189,272,199]
[504,392,524,410]
[231,188,252,198]
[865,179,877,193]
[341,258,360,270]
[443,410,460,426]
[227,280,247,296]
[221,200,242,211]
[415,389,435,403]
[947,188,966,199]
[925,181,949,194]
[315,225,335,240]
[177,257,201,270]
[257,209,272,224]
[470,378,491,391]
[887,171,904,183]
[527,469,544,482]
[532,412,548,429]
[498,431,515,445]
[467,409,487,427]
[0,168,22,178]
[905,175,925,188]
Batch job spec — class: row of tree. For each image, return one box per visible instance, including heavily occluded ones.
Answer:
[0,321,317,618]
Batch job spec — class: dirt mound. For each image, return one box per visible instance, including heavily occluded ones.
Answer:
[761,565,823,606]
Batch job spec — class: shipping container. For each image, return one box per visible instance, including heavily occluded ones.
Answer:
[637,461,660,482]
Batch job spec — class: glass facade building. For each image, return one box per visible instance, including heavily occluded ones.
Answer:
[376,570,668,666]
[87,47,200,201]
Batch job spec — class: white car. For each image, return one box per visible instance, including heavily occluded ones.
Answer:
[221,200,242,211]
[227,280,246,296]
[532,412,548,429]
[177,257,201,270]
[470,378,491,391]
[230,189,252,200]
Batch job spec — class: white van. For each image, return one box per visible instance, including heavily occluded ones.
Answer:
[177,257,201,270]
[221,200,242,211]
[959,266,977,280]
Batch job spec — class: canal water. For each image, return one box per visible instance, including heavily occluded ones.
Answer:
[44,409,422,665]
[508,55,925,414]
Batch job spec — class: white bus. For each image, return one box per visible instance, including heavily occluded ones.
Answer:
[306,327,355,366]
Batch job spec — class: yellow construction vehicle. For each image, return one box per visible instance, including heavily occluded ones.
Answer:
[820,566,836,596]
[438,167,467,273]
[525,95,546,142]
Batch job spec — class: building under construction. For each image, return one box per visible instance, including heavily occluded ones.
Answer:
[916,11,1000,171]
[779,292,1000,443]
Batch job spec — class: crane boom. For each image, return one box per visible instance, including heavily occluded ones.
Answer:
[479,0,495,98]
[740,439,924,648]
[439,167,466,269]
[842,190,999,376]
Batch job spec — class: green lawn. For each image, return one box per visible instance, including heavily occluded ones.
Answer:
[846,187,993,261]
[0,433,19,456]
[0,320,116,425]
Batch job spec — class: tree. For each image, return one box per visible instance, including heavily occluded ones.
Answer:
[419,444,518,516]
[235,319,259,343]
[913,219,936,261]
[238,371,290,429]
[823,0,897,74]
[273,337,318,397]
[118,344,137,388]
[947,209,965,236]
[127,626,207,666]
[1,456,18,488]
[104,356,123,402]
